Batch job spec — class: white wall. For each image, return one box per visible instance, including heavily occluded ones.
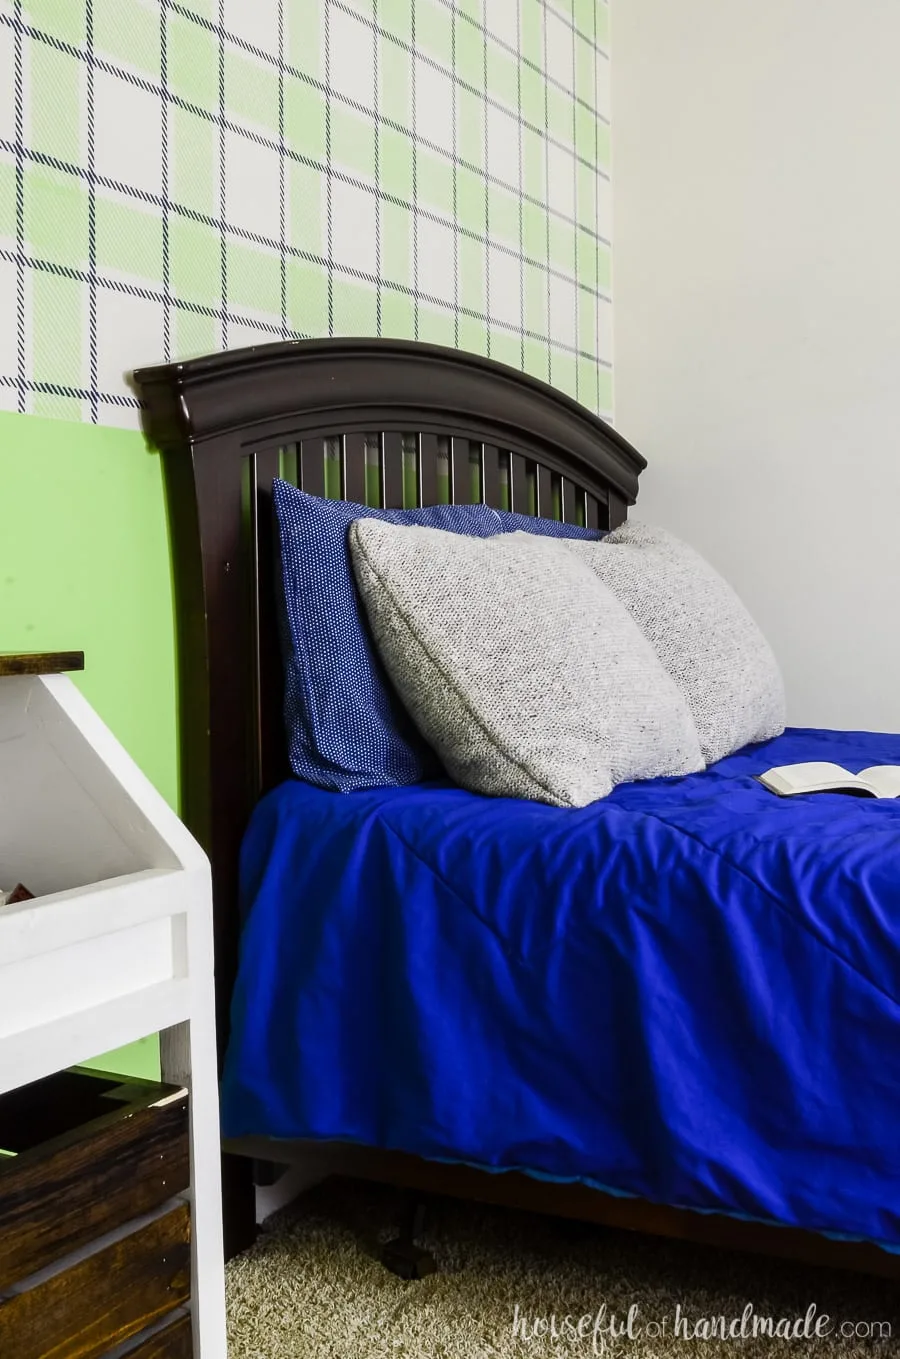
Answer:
[612,0,900,732]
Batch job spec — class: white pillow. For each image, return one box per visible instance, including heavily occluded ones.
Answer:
[566,521,786,763]
[349,522,704,808]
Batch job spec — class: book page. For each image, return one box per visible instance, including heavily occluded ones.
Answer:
[858,766,900,798]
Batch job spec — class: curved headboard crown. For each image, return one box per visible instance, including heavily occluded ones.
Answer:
[133,337,646,1060]
[136,336,644,506]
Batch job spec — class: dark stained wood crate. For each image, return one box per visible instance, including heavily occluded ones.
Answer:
[0,1203,191,1359]
[0,1068,189,1292]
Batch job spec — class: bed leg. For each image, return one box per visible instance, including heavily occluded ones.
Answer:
[252,1157,289,1187]
[222,1153,258,1259]
[380,1194,437,1280]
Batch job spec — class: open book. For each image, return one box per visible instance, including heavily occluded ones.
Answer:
[758,762,900,799]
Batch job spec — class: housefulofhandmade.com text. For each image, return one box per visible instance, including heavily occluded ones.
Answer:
[511,1302,891,1351]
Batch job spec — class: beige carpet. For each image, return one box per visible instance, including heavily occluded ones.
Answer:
[226,1178,900,1358]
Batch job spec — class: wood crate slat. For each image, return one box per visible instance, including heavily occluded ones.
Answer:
[124,1312,193,1359]
[0,1204,191,1359]
[0,1090,189,1292]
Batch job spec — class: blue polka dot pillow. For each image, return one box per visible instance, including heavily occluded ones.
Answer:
[494,510,607,541]
[273,479,502,791]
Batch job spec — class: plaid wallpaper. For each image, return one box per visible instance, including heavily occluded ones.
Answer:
[0,0,612,430]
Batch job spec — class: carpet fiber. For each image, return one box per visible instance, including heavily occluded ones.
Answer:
[226,1179,899,1357]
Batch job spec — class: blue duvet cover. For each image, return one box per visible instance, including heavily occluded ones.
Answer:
[220,728,900,1250]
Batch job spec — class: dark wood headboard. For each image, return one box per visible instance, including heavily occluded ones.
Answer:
[134,338,646,1056]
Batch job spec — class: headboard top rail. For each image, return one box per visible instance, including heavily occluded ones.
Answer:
[135,337,645,506]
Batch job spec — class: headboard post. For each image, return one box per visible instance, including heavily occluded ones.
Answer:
[608,489,627,530]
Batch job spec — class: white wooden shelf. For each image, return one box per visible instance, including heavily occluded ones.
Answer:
[0,671,226,1357]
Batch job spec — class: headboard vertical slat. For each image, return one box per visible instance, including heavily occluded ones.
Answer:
[451,437,472,504]
[561,478,578,525]
[300,440,325,497]
[436,438,450,503]
[382,432,404,508]
[498,450,510,511]
[585,494,600,531]
[278,445,298,485]
[364,435,380,506]
[470,443,483,504]
[482,443,501,507]
[509,452,528,512]
[401,433,419,507]
[536,464,554,518]
[324,437,342,498]
[419,433,439,506]
[343,433,367,504]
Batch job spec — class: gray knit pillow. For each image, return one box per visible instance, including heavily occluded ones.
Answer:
[349,522,704,808]
[566,521,786,764]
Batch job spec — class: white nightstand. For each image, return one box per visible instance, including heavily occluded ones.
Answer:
[0,655,226,1358]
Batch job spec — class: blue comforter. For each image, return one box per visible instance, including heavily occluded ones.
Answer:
[220,728,900,1250]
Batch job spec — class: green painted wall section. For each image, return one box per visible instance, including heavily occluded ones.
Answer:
[2,408,174,1078]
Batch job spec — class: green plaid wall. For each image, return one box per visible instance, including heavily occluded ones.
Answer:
[0,0,612,429]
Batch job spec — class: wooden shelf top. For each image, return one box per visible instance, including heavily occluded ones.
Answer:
[0,652,85,677]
